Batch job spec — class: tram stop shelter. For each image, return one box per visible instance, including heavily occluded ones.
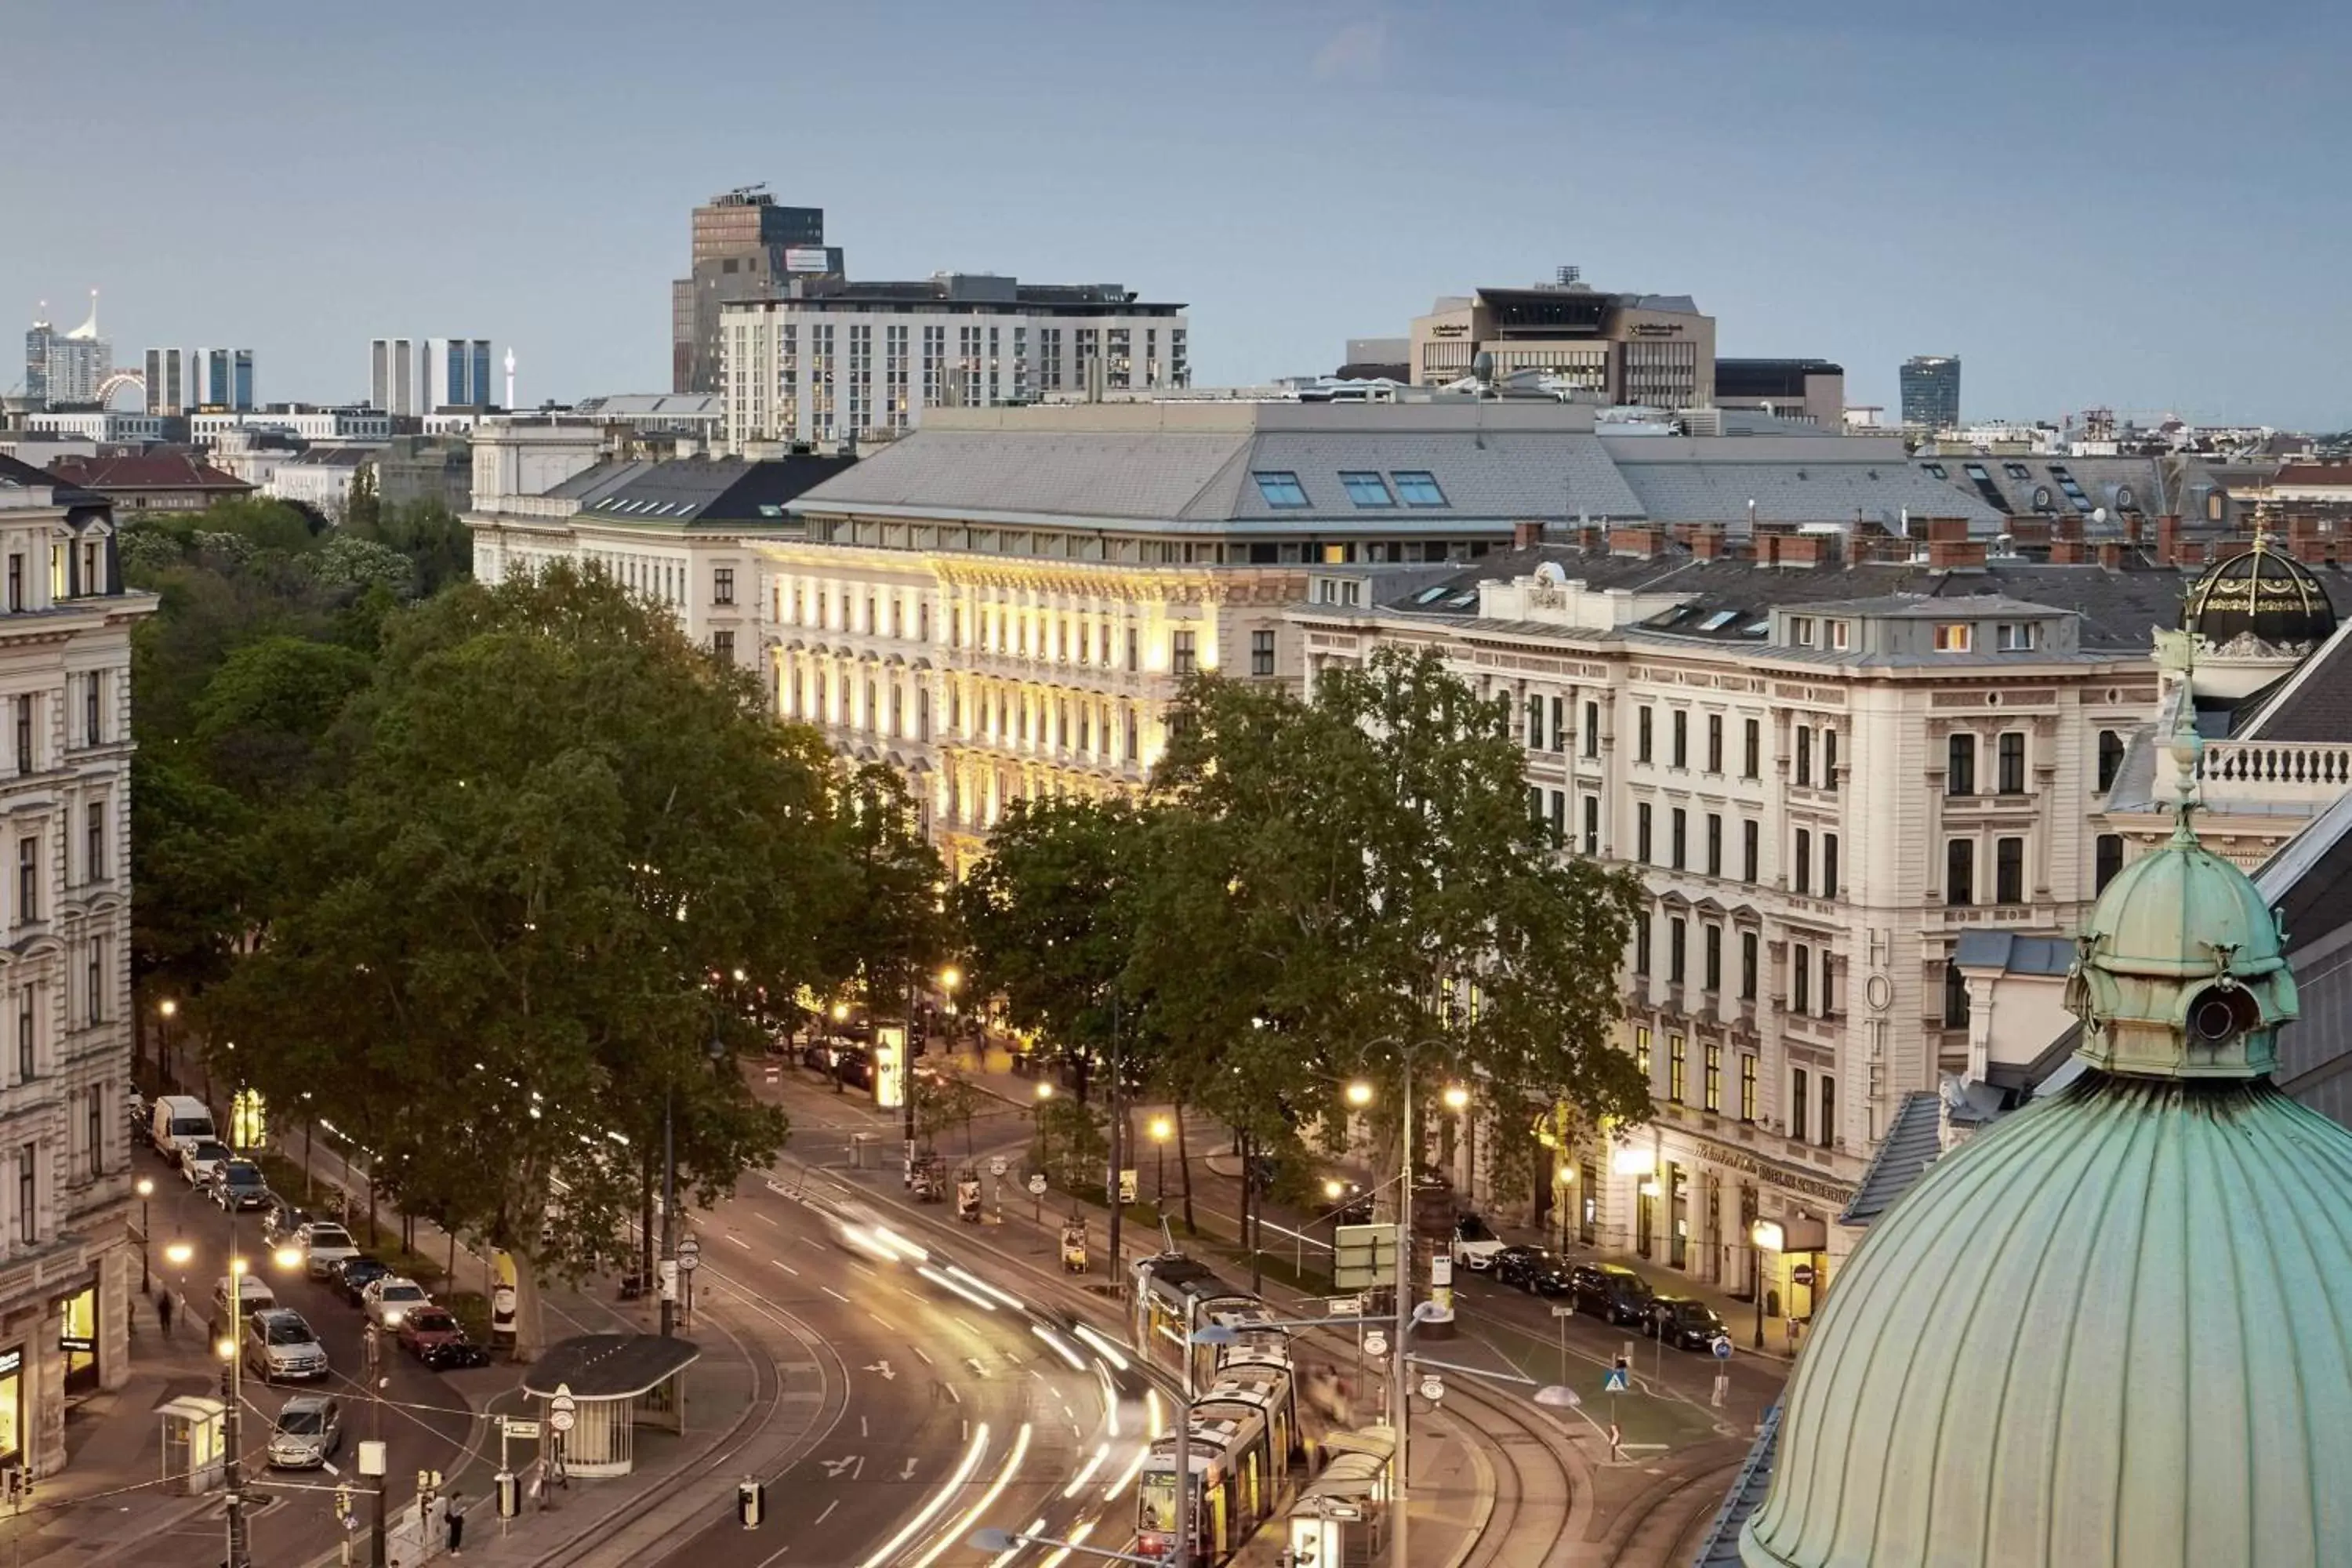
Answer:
[521,1335,699,1479]
[1287,1425,1395,1568]
[155,1394,227,1496]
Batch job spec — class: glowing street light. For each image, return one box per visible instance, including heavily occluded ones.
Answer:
[1345,1080,1374,1109]
[1442,1083,1471,1112]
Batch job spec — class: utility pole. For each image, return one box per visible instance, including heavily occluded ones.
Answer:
[660,1077,678,1338]
[1105,993,1122,1292]
[1389,1044,1415,1568]
[222,1229,252,1568]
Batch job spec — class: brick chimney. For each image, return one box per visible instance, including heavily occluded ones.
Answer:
[1577,523,1604,553]
[1610,524,1661,558]
[2098,541,2124,570]
[2055,514,2085,543]
[1777,534,1827,568]
[2176,539,2206,566]
[1692,527,1727,561]
[1512,519,1544,551]
[2049,537,2087,564]
[2009,517,2052,550]
[2155,514,2180,565]
[1928,538,1989,570]
[1926,516,1972,544]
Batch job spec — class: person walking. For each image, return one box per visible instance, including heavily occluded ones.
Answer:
[156,1289,173,1340]
[444,1491,466,1555]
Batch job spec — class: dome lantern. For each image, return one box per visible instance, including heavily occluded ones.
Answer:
[2180,517,2336,652]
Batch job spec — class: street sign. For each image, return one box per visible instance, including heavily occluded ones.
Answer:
[1603,1363,1631,1394]
[1333,1224,1399,1292]
[1711,1336,1733,1360]
[548,1409,575,1435]
[1552,1305,1577,1319]
[549,1385,578,1436]
[1791,1263,1816,1287]
[1418,1376,1443,1403]
[678,1238,702,1273]
[503,1418,543,1439]
[989,1156,1007,1178]
[1328,1296,1362,1317]
[1027,1173,1048,1196]
[1363,1332,1388,1357]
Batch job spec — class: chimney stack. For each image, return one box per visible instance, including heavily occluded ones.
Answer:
[1609,524,1662,558]
[1926,516,1971,544]
[2098,541,2124,570]
[1512,519,1544,551]
[1929,538,1989,570]
[2050,537,2087,564]
[2155,514,2180,566]
[1692,527,1726,561]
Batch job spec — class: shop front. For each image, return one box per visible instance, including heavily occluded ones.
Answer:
[58,1291,96,1396]
[0,1346,21,1468]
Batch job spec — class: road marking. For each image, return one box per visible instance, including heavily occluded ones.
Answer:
[800,1236,829,1251]
[771,1258,800,1277]
[898,1457,919,1479]
[954,1315,982,1335]
[897,1287,924,1303]
[321,1461,340,1476]
[814,1500,837,1523]
[822,1287,852,1305]
[945,1385,962,1404]
[860,1417,868,1437]
[866,1360,897,1381]
[911,1346,933,1366]
[755,1212,779,1226]
[869,1313,897,1333]
[727,1234,753,1250]
[821,1455,864,1479]
[848,1261,880,1279]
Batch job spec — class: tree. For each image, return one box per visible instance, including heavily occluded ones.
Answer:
[204,565,877,1356]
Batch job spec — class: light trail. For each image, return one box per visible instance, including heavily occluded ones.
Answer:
[854,1421,990,1568]
[908,1421,1033,1568]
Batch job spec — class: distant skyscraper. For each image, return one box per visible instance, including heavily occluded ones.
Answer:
[24,292,111,408]
[193,347,254,411]
[423,338,495,409]
[1900,354,1962,433]
[144,347,187,415]
[672,187,840,394]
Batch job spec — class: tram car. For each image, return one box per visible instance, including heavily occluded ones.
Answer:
[1135,1358,1305,1563]
[1134,1254,1286,1392]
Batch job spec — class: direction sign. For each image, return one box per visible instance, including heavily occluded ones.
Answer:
[1328,1296,1362,1318]
[503,1418,543,1439]
[1418,1376,1443,1403]
[1027,1173,1048,1196]
[1602,1363,1631,1394]
[1711,1336,1733,1360]
[548,1409,575,1434]
[989,1156,1007,1178]
[1791,1263,1817,1287]
[1363,1332,1388,1357]
[1551,1305,1577,1319]
[677,1238,702,1273]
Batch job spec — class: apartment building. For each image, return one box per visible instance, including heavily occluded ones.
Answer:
[1289,528,2195,1308]
[1408,275,1715,405]
[0,456,149,1478]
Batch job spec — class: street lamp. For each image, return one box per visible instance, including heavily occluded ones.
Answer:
[1033,1081,1055,1179]
[1749,1220,1783,1350]
[1442,1083,1470,1112]
[219,1246,299,1568]
[1149,1116,1172,1204]
[157,998,180,1089]
[662,1029,730,1338]
[134,1177,154,1294]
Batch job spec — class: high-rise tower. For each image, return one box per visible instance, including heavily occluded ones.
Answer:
[670,186,841,394]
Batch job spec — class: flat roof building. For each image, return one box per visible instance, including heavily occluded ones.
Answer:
[672,187,840,396]
[1409,274,1715,407]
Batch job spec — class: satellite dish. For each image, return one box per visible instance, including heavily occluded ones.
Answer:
[1534,561,1568,584]
[2114,485,2136,510]
[2092,506,2110,524]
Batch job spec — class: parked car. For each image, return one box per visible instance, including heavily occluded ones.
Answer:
[1449,1213,1507,1271]
[834,1047,874,1090]
[296,1222,360,1279]
[149,1094,216,1159]
[1647,1295,1730,1352]
[209,1160,270,1212]
[331,1255,394,1308]
[245,1308,329,1382]
[361,1276,432,1329]
[266,1395,343,1469]
[180,1137,234,1187]
[1569,1262,1657,1327]
[1322,1178,1374,1225]
[212,1272,277,1321]
[1492,1244,1573,1296]
[396,1306,492,1370]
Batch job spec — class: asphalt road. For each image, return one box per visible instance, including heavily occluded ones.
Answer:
[133,1140,478,1568]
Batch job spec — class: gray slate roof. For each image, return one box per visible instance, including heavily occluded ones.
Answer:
[2234,615,2352,742]
[1838,1090,1944,1225]
[1611,456,2002,533]
[1952,931,2076,977]
[1691,1406,1782,1567]
[579,455,855,528]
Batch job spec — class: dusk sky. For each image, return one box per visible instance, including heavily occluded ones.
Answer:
[10,0,2348,427]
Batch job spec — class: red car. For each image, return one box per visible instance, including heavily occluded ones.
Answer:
[395,1306,492,1370]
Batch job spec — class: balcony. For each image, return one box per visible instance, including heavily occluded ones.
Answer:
[2198,739,2352,803]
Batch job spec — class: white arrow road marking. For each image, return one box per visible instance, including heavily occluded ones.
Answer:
[821,1455,863,1479]
[898,1457,919,1479]
[866,1360,896,1381]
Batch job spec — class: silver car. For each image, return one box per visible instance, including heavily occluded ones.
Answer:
[266,1395,343,1469]
[245,1308,328,1383]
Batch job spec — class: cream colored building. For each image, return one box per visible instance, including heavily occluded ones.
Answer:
[0,457,149,1479]
[1290,531,2187,1312]
[1408,280,1715,405]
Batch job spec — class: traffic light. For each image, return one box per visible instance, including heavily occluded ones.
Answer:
[736,1478,766,1529]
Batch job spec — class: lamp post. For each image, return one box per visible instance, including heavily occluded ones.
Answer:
[1749,1220,1781,1350]
[134,1178,154,1295]
[662,1028,730,1338]
[1151,1118,1172,1206]
[157,999,179,1091]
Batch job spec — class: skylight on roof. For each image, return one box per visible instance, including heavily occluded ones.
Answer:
[1414,586,1453,604]
[1698,610,1739,631]
[1392,470,1447,507]
[1447,591,1479,608]
[1252,471,1310,508]
[1742,621,1769,636]
[1338,471,1394,507]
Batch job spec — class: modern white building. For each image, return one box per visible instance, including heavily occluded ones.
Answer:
[720,275,1186,452]
[371,339,494,415]
[190,407,392,445]
[21,297,109,410]
[0,455,150,1479]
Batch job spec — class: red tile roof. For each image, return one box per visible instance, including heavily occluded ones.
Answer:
[2272,463,2352,488]
[44,453,253,493]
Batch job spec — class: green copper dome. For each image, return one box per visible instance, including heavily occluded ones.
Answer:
[1742,731,2350,1568]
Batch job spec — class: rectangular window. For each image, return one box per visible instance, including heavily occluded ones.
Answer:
[1668,1033,1686,1103]
[1948,733,1976,795]
[711,629,735,662]
[1250,471,1310,508]
[2098,731,2125,793]
[1548,789,1565,838]
[1740,931,1759,1000]
[1526,695,1543,750]
[1125,707,1138,761]
[1550,696,1566,753]
[1706,714,1723,774]
[85,1087,101,1178]
[1670,808,1686,869]
[1795,724,1813,786]
[82,675,99,747]
[1998,732,2027,794]
[1742,819,1759,883]
[1791,1069,1809,1142]
[1581,795,1599,857]
[1704,924,1722,992]
[16,837,34,924]
[85,937,100,1026]
[1945,960,1972,1028]
[2096,833,2125,892]
[1636,707,1654,764]
[1823,833,1839,898]
[16,1145,32,1244]
[1703,1044,1722,1112]
[1947,838,1974,906]
[1338,471,1394,507]
[1391,470,1446,506]
[1668,917,1686,983]
[1706,814,1723,877]
[14,697,29,777]
[712,567,735,606]
[1822,729,1838,791]
[1819,1076,1837,1148]
[1933,622,1974,652]
[1793,942,1812,1014]
[1250,630,1276,677]
[1127,628,1138,671]
[1740,1053,1758,1121]
[1583,702,1599,758]
[84,801,102,883]
[1634,913,1652,976]
[1636,804,1653,863]
[1171,630,1196,677]
[1671,710,1688,768]
[1829,619,1851,651]
[5,556,19,613]
[1996,835,2025,904]
[1635,1026,1652,1078]
[1794,828,1812,895]
[1996,622,2037,652]
[16,989,31,1081]
[1743,717,1761,779]
[1791,616,1817,648]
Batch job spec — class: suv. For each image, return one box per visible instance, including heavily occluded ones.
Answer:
[1569,1262,1656,1326]
[210,1160,270,1212]
[180,1138,233,1187]
[296,1222,360,1279]
[267,1396,343,1469]
[246,1308,328,1382]
[1449,1213,1506,1271]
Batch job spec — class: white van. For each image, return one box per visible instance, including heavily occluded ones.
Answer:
[150,1095,216,1159]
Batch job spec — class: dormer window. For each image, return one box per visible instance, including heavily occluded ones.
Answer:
[1828,620,1851,651]
[1933,622,1974,653]
[1790,616,1817,648]
[1995,622,2038,652]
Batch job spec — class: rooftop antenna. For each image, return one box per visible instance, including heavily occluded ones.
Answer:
[504,348,517,412]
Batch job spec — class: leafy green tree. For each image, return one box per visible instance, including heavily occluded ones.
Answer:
[205,565,869,1356]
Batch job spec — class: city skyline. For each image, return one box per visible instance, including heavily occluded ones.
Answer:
[6,0,2349,427]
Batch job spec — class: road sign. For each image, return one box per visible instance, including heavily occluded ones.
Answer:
[678,1238,702,1273]
[989,1156,1007,1178]
[1711,1335,1733,1360]
[1603,1363,1631,1394]
[1027,1173,1048,1196]
[1333,1224,1399,1292]
[548,1409,575,1435]
[1791,1263,1816,1287]
[1551,1305,1577,1319]
[1419,1376,1443,1403]
[1328,1296,1362,1317]
[549,1385,578,1435]
[503,1418,542,1440]
[1363,1332,1388,1357]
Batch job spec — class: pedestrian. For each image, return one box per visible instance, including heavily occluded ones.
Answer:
[444,1491,465,1555]
[156,1290,173,1340]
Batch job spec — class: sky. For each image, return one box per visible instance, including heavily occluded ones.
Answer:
[9,0,2350,428]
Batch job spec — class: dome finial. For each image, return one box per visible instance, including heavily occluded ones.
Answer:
[2166,718,2203,845]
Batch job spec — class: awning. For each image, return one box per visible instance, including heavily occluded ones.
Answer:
[521,1335,701,1402]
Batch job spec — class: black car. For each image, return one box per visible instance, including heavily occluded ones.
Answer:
[1569,1262,1656,1326]
[210,1160,270,1212]
[332,1254,394,1308]
[1322,1179,1374,1225]
[1647,1295,1729,1352]
[1492,1245,1573,1296]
